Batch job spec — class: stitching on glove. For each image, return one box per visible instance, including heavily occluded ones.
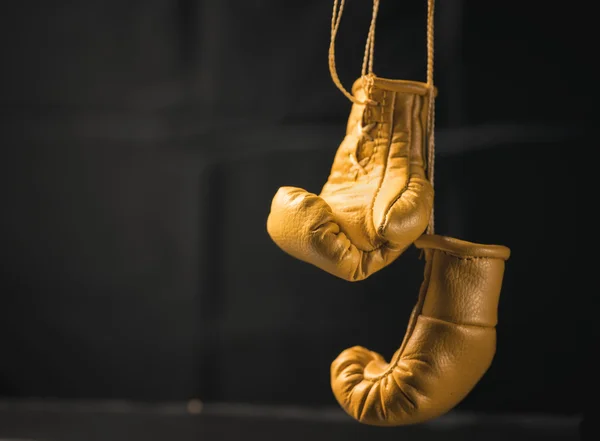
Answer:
[370,90,396,240]
[437,250,489,261]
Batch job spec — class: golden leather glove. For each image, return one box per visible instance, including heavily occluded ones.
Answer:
[331,234,511,425]
[267,77,434,281]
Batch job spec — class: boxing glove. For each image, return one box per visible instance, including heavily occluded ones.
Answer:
[331,234,510,425]
[267,76,434,281]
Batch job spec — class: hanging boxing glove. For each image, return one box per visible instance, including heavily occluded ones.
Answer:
[266,0,435,281]
[267,77,434,281]
[330,235,511,425]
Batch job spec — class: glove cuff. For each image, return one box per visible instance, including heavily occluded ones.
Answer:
[415,234,511,260]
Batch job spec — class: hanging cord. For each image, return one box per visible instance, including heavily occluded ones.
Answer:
[426,0,436,235]
[329,0,381,106]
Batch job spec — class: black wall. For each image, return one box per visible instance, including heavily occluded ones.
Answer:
[0,0,589,416]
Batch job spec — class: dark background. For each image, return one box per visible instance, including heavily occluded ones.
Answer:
[0,0,591,435]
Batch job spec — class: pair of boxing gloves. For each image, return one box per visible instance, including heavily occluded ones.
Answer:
[266,76,510,426]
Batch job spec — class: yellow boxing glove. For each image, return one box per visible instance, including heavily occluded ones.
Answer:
[267,77,434,281]
[331,234,511,425]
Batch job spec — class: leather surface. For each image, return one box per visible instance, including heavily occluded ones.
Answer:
[267,76,434,281]
[330,234,510,425]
